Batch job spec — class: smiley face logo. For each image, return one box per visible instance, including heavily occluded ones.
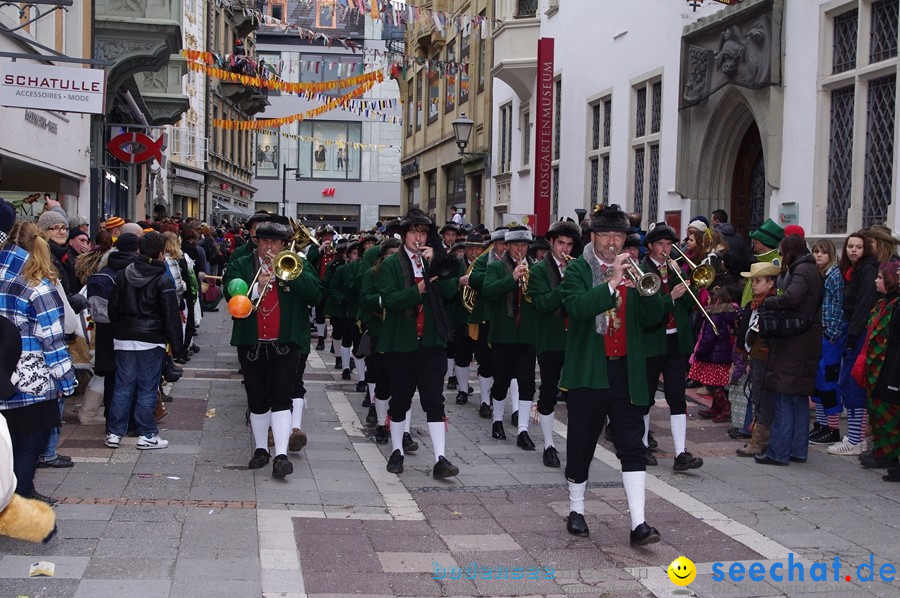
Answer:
[668,556,696,586]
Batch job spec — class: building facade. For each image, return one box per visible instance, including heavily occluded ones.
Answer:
[400,0,494,229]
[490,0,898,240]
[251,2,402,233]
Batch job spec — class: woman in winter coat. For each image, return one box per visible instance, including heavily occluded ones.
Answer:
[693,286,739,423]
[755,234,823,466]
[830,232,880,455]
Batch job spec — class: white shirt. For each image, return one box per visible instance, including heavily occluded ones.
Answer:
[451,213,463,225]
[553,255,568,278]
[404,246,425,278]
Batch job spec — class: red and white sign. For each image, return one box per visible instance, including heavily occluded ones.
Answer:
[1,62,106,115]
[107,132,167,166]
[533,38,554,237]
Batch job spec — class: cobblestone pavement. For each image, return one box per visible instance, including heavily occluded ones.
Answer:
[1,309,899,597]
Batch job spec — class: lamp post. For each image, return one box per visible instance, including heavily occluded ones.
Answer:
[452,113,491,225]
[282,164,300,217]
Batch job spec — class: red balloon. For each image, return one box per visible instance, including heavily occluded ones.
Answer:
[228,295,253,319]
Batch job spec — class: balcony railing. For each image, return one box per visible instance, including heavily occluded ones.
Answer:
[516,0,538,18]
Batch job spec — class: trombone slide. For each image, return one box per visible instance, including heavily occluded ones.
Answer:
[667,260,719,335]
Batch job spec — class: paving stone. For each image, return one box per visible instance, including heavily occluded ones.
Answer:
[376,551,458,573]
[82,558,176,580]
[0,578,79,598]
[442,533,522,552]
[0,555,90,579]
[73,579,171,598]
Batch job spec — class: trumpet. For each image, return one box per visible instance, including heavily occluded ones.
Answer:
[667,258,719,335]
[673,246,716,288]
[518,257,532,302]
[625,258,661,296]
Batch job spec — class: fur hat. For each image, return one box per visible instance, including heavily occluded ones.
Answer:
[645,222,678,245]
[505,226,533,244]
[546,220,581,241]
[588,204,630,233]
[530,237,551,251]
[749,218,785,249]
[400,208,433,234]
[464,233,485,247]
[37,210,68,231]
[382,219,402,236]
[255,215,292,241]
[490,227,509,242]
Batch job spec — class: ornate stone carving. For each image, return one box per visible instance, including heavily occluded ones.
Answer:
[142,71,166,91]
[108,0,144,13]
[95,39,161,62]
[683,45,713,106]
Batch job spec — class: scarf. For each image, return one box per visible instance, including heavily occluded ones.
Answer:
[750,288,776,311]
[398,248,450,342]
[582,242,618,335]
[543,252,566,319]
[861,293,900,391]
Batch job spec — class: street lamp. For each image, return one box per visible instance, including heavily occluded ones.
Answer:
[282,164,301,217]
[452,112,490,170]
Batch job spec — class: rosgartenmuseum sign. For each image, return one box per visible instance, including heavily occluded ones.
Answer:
[0,62,106,114]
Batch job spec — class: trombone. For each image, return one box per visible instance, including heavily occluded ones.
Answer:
[673,246,717,288]
[667,258,719,335]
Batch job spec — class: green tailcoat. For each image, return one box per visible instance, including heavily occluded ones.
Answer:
[640,256,695,357]
[332,260,362,320]
[376,251,458,352]
[322,259,344,317]
[482,258,538,346]
[358,265,385,337]
[223,252,323,350]
[227,239,255,269]
[529,257,568,354]
[466,249,494,325]
[445,258,468,327]
[559,257,665,405]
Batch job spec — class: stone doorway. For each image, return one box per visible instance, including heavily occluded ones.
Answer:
[729,122,765,239]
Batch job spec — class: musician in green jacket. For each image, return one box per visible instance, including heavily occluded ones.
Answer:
[377,208,459,480]
[528,220,581,468]
[331,241,364,385]
[223,216,324,480]
[307,224,336,350]
[559,204,665,547]
[322,241,347,369]
[449,234,484,406]
[482,226,539,449]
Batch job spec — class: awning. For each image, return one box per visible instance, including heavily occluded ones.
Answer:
[212,199,252,218]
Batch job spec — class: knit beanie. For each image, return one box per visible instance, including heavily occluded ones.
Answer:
[37,210,68,231]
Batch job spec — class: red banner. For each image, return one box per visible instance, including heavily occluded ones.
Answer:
[533,38,554,237]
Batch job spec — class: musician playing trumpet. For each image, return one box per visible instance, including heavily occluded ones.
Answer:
[482,226,539,450]
[527,221,582,468]
[223,216,323,479]
[639,223,704,472]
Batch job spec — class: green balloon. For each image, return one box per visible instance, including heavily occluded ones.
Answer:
[227,279,249,297]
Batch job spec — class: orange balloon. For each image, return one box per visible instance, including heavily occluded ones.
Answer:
[228,295,253,319]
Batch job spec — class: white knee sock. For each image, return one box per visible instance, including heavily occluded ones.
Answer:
[428,421,446,463]
[340,345,352,369]
[540,412,555,450]
[455,365,470,391]
[354,356,366,382]
[492,399,505,423]
[316,323,325,338]
[249,411,271,451]
[404,409,412,433]
[642,414,650,448]
[478,376,492,405]
[510,379,520,414]
[518,400,531,433]
[291,398,305,430]
[271,410,291,457]
[375,398,389,426]
[568,481,586,514]
[671,413,687,455]
[622,471,646,530]
[390,417,405,455]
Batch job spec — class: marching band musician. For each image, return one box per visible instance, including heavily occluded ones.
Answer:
[223,216,324,479]
[640,223,705,472]
[527,221,582,468]
[307,224,337,351]
[559,204,665,546]
[449,233,485,405]
[438,223,463,391]
[331,241,365,385]
[482,226,539,449]
[322,240,348,370]
[377,209,460,479]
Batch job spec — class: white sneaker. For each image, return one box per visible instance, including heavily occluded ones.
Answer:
[136,434,169,450]
[827,436,867,455]
[105,433,121,448]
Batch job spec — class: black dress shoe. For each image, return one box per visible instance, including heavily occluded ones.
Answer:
[387,449,404,474]
[447,376,458,390]
[374,425,389,444]
[517,431,536,451]
[543,446,561,468]
[673,451,703,471]
[37,456,74,469]
[433,456,459,479]
[365,406,377,425]
[403,432,418,453]
[754,454,788,466]
[565,511,589,537]
[190,344,201,353]
[356,381,367,393]
[479,403,491,419]
[455,391,468,405]
[173,356,189,365]
[883,470,900,482]
[341,368,351,380]
[362,393,372,408]
[25,490,58,507]
[492,421,506,440]
[248,448,270,469]
[644,449,658,466]
[272,454,293,479]
[630,522,661,546]
[859,453,898,469]
[316,338,325,351]
[647,430,658,450]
